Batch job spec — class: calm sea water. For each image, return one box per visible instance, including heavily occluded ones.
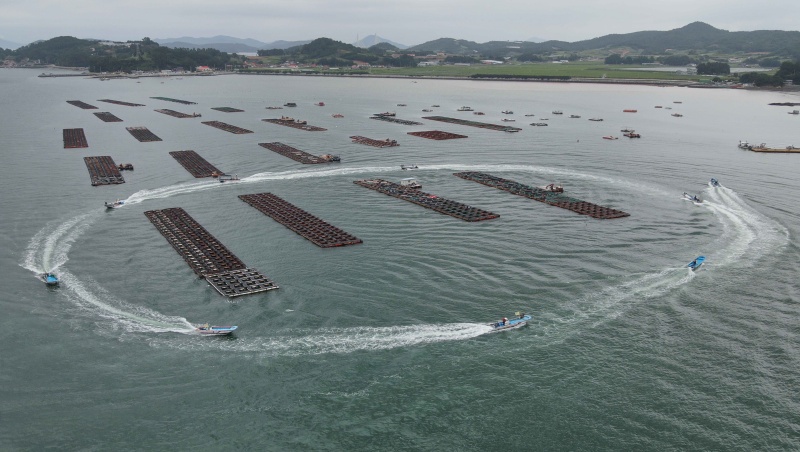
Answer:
[1,69,799,450]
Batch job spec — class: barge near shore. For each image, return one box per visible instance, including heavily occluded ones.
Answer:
[169,150,223,178]
[144,207,279,297]
[422,116,522,132]
[84,156,125,186]
[239,193,363,248]
[259,142,340,164]
[63,128,89,148]
[454,172,629,219]
[353,179,499,222]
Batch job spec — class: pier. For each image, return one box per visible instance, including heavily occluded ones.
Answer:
[98,99,145,107]
[150,96,196,105]
[63,128,88,148]
[369,116,423,126]
[353,179,499,222]
[407,130,468,140]
[423,116,522,132]
[202,120,253,134]
[84,156,125,186]
[126,126,162,142]
[144,207,279,297]
[67,100,97,109]
[239,193,363,248]
[211,107,244,113]
[169,150,223,178]
[262,118,327,131]
[453,172,629,219]
[259,142,340,164]
[350,136,399,148]
[93,112,123,122]
[155,109,202,118]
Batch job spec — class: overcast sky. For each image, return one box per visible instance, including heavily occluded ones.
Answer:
[2,0,799,47]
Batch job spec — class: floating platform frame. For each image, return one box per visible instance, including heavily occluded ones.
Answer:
[202,120,253,134]
[63,128,89,148]
[93,112,123,122]
[423,116,522,132]
[259,142,338,164]
[369,116,423,126]
[150,96,196,105]
[67,100,97,109]
[169,150,223,178]
[407,130,468,140]
[155,109,201,119]
[84,156,125,186]
[350,136,399,148]
[126,126,162,142]
[262,118,327,131]
[98,99,145,107]
[211,107,245,113]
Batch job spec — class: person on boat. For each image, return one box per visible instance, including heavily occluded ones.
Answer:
[502,317,508,325]
[518,312,526,319]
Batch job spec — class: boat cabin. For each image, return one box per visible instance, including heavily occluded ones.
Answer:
[399,177,421,189]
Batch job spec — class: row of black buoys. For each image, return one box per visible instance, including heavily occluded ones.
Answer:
[93,112,123,122]
[369,116,423,126]
[125,126,162,142]
[423,116,521,132]
[63,128,89,148]
[201,120,253,134]
[169,150,223,178]
[84,156,125,186]
[239,193,362,248]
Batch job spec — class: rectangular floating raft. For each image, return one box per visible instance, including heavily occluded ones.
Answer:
[453,172,630,219]
[202,120,253,134]
[353,179,499,222]
[84,156,125,186]
[369,116,423,126]
[259,142,339,164]
[150,96,196,105]
[67,100,97,109]
[63,128,88,148]
[423,116,522,132]
[239,193,363,248]
[169,150,223,178]
[98,99,145,107]
[262,118,327,131]
[93,112,123,122]
[126,126,162,142]
[144,207,279,297]
[211,107,244,113]
[407,130,468,140]
[350,136,399,148]
[155,109,201,118]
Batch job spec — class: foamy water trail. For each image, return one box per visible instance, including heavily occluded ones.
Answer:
[22,211,98,274]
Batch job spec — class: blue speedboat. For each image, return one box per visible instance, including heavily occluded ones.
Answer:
[41,272,59,286]
[710,178,720,187]
[195,324,238,336]
[687,256,705,271]
[488,313,531,332]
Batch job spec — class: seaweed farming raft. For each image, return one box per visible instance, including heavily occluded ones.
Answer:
[259,142,340,164]
[98,99,145,107]
[370,115,423,126]
[350,136,399,148]
[126,126,162,142]
[239,193,362,248]
[155,109,201,118]
[407,130,468,141]
[169,150,223,178]
[353,179,499,222]
[150,96,196,105]
[453,172,629,219]
[423,116,522,132]
[202,121,253,134]
[262,118,327,131]
[84,156,125,186]
[144,207,279,297]
[63,128,89,148]
[93,112,123,122]
[67,100,97,109]
[211,107,244,113]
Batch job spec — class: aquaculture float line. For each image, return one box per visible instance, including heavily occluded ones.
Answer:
[262,118,327,131]
[350,136,399,148]
[93,112,123,122]
[369,116,423,126]
[150,96,196,105]
[259,142,340,164]
[423,115,522,132]
[211,107,245,113]
[239,193,363,248]
[407,130,468,140]
[202,120,253,134]
[144,207,279,298]
[84,156,125,186]
[126,126,162,142]
[353,179,499,222]
[453,172,630,219]
[66,100,97,109]
[169,150,223,178]
[63,128,89,148]
[98,99,145,107]
[155,109,201,118]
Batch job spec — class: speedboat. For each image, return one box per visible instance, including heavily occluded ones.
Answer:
[709,178,720,187]
[501,118,516,122]
[737,141,751,149]
[40,272,59,286]
[105,199,125,209]
[399,177,422,189]
[457,106,473,111]
[487,313,531,333]
[687,256,705,271]
[218,174,240,183]
[683,192,702,203]
[196,324,238,336]
[602,135,618,140]
[501,110,513,114]
[539,183,563,193]
[400,164,418,170]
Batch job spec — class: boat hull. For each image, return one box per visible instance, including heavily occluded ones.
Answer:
[196,325,238,336]
[487,315,531,333]
[687,256,706,271]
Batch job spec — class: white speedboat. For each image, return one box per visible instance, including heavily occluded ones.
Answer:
[105,199,125,209]
[196,324,238,336]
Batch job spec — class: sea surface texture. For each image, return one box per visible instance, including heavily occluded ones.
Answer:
[2,70,799,450]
